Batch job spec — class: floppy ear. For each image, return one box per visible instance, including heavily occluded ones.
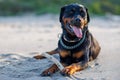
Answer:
[85,7,90,23]
[59,6,66,22]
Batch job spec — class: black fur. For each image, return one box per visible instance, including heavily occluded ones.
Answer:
[39,4,101,76]
[58,4,101,66]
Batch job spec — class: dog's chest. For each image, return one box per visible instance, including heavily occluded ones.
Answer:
[60,50,84,59]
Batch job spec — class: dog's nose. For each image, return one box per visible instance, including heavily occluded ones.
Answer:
[74,18,81,27]
[70,18,81,27]
[75,18,81,23]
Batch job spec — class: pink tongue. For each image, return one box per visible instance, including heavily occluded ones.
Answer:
[72,26,82,38]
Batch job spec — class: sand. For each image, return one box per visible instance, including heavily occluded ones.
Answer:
[0,14,120,80]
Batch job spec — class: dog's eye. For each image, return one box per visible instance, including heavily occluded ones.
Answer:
[80,10,85,17]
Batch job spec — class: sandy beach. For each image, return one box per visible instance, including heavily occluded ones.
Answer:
[0,14,120,80]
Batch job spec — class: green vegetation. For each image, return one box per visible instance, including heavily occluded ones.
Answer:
[0,0,119,16]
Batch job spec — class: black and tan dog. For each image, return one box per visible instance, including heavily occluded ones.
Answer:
[34,3,101,76]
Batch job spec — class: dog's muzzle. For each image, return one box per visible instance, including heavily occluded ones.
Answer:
[71,18,81,27]
[66,18,83,38]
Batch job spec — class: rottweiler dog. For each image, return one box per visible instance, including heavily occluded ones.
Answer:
[34,3,101,76]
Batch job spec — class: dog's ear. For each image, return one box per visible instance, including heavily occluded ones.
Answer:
[59,6,66,22]
[85,7,90,23]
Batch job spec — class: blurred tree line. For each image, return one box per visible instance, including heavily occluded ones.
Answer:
[0,0,119,16]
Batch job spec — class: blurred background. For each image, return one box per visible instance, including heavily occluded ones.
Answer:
[0,1,120,80]
[0,0,119,53]
[0,0,119,16]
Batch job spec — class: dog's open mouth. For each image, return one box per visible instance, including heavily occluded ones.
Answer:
[66,23,83,38]
[72,25,82,38]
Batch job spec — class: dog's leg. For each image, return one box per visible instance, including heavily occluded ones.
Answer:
[34,48,59,59]
[41,64,58,76]
[62,37,101,75]
[61,48,89,75]
[61,62,88,75]
[90,36,101,60]
[41,63,67,76]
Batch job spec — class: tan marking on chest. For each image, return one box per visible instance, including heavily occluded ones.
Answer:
[73,51,84,58]
[59,50,70,58]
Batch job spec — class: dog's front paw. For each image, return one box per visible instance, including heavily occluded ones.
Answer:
[41,69,53,76]
[41,64,58,76]
[33,55,45,59]
[61,64,79,75]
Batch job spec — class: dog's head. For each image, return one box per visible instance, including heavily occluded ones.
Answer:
[59,4,90,39]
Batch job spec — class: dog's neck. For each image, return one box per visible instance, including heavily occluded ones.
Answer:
[59,27,88,50]
[65,33,77,40]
